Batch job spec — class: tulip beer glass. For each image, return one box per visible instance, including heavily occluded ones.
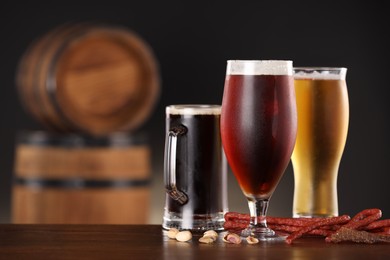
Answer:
[292,67,349,218]
[221,60,297,241]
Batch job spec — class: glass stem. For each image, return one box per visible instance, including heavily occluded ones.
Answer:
[247,198,269,229]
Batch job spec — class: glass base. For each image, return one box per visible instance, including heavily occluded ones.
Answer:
[241,226,287,242]
[162,210,226,231]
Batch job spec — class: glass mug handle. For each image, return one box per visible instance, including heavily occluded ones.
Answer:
[164,125,188,205]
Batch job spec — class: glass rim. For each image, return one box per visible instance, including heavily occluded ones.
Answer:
[293,67,347,80]
[227,59,292,63]
[166,104,221,115]
[293,67,347,71]
[226,60,293,76]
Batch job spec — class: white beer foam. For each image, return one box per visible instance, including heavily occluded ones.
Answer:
[226,60,293,75]
[167,105,221,115]
[294,67,347,80]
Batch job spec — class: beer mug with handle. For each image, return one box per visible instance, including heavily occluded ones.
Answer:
[162,105,228,231]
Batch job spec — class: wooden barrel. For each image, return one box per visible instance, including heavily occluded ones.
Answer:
[12,131,151,224]
[16,23,160,136]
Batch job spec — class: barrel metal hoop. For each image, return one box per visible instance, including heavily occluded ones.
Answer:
[14,177,151,189]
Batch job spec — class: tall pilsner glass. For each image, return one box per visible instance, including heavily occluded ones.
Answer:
[221,60,297,241]
[292,67,349,218]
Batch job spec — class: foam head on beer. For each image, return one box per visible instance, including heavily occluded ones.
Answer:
[166,105,221,115]
[226,60,293,76]
[294,67,347,80]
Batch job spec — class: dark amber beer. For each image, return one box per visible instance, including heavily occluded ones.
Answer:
[222,74,297,198]
[292,68,349,217]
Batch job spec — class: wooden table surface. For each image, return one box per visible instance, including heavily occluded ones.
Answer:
[0,224,389,259]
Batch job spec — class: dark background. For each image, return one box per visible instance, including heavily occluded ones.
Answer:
[0,1,389,223]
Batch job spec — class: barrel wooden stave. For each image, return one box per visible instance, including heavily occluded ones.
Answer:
[12,131,151,224]
[12,186,150,224]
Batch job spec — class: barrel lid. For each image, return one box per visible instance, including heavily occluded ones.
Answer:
[18,23,160,136]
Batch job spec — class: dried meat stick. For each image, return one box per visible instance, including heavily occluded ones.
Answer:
[267,217,321,227]
[308,229,333,237]
[270,225,331,237]
[325,209,382,243]
[364,219,390,231]
[225,212,322,227]
[224,212,249,221]
[375,227,390,235]
[342,209,382,230]
[270,224,339,232]
[224,220,316,232]
[285,215,351,244]
[269,224,300,233]
[370,227,390,235]
[223,220,247,230]
[327,227,390,244]
[382,227,390,234]
[225,220,332,237]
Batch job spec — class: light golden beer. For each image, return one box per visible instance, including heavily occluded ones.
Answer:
[292,68,349,217]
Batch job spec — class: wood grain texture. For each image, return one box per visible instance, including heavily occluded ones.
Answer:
[16,23,160,136]
[0,225,389,259]
[15,144,150,179]
[12,138,151,224]
[12,187,150,224]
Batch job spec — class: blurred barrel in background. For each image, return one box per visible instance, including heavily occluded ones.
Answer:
[16,23,160,136]
[12,131,151,224]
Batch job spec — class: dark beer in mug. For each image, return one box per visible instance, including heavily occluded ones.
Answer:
[163,105,228,231]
